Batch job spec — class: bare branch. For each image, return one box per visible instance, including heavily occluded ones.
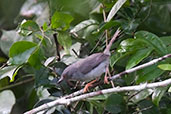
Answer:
[109,53,171,81]
[24,78,171,114]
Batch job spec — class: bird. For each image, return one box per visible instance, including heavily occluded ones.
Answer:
[57,29,120,92]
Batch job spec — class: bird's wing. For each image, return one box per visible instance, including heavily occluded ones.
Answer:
[78,53,109,74]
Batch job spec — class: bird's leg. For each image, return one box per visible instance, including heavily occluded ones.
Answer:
[83,79,98,93]
[104,67,115,87]
[107,68,115,87]
[104,67,110,84]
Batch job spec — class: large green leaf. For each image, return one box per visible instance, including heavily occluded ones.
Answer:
[152,87,168,106]
[117,38,147,53]
[0,90,16,114]
[135,31,168,55]
[9,41,37,64]
[105,94,125,114]
[51,11,74,31]
[58,32,72,53]
[136,65,164,83]
[126,48,152,69]
[110,38,147,67]
[28,48,43,69]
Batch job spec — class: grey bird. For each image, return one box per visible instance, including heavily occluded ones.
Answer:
[58,29,120,92]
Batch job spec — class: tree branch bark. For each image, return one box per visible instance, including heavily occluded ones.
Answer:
[24,78,171,114]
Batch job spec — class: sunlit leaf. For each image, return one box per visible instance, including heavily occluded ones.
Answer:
[51,11,73,31]
[158,64,171,71]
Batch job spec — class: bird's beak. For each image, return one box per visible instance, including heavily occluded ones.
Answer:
[57,77,64,84]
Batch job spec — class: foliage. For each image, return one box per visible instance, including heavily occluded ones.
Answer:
[0,0,171,113]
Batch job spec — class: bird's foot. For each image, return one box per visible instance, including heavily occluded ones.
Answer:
[83,80,97,93]
[83,84,91,93]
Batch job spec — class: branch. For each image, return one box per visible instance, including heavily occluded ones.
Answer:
[53,33,60,61]
[24,78,171,114]
[109,53,171,81]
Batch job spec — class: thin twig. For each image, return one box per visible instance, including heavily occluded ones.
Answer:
[0,77,34,92]
[72,49,79,58]
[53,33,60,61]
[109,53,171,81]
[90,32,105,54]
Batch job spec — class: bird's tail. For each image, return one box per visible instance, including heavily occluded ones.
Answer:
[103,28,120,55]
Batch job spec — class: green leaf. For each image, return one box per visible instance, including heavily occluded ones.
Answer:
[9,41,37,64]
[28,48,43,69]
[117,38,146,53]
[87,94,108,101]
[107,0,127,22]
[0,90,15,114]
[168,86,171,92]
[21,20,40,31]
[0,77,9,89]
[129,89,153,103]
[136,65,164,83]
[110,52,131,67]
[89,100,104,114]
[126,48,152,69]
[51,11,74,31]
[70,19,97,33]
[160,36,171,52]
[152,87,167,106]
[34,67,50,87]
[0,65,21,82]
[0,57,7,63]
[135,31,168,55]
[42,22,48,31]
[105,94,124,114]
[94,21,120,34]
[18,20,40,36]
[58,32,72,53]
[158,64,171,71]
